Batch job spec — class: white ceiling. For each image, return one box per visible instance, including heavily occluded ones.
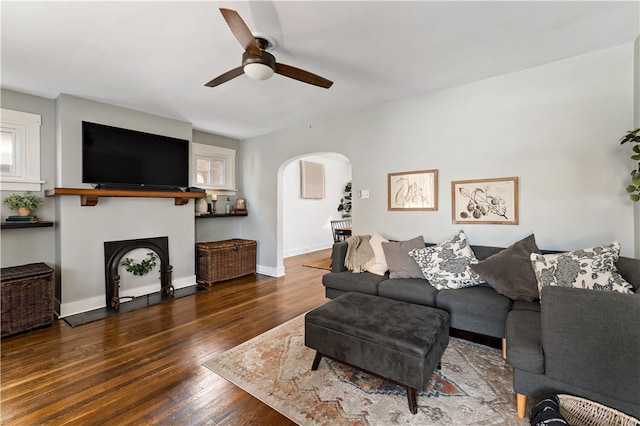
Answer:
[2,1,638,140]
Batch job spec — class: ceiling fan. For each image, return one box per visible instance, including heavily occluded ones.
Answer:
[205,8,333,89]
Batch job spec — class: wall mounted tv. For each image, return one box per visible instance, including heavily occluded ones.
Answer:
[82,121,189,190]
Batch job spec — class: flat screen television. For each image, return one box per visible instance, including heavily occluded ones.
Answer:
[82,121,189,190]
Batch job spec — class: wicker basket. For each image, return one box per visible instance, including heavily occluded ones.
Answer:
[196,239,256,285]
[558,394,640,426]
[1,262,54,337]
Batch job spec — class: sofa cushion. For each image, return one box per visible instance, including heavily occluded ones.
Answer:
[530,242,634,297]
[435,285,511,338]
[615,256,640,292]
[381,236,425,279]
[471,234,541,302]
[321,270,386,296]
[365,232,389,276]
[505,309,544,374]
[541,287,640,408]
[378,278,438,306]
[409,230,484,290]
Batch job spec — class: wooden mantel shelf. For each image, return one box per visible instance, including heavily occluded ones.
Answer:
[45,188,205,206]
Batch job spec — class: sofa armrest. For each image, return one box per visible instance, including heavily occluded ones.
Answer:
[541,287,640,407]
[330,242,348,273]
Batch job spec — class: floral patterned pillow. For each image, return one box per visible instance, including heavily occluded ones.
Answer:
[530,242,634,298]
[409,230,484,290]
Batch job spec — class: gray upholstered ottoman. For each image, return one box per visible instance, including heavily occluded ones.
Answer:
[304,292,450,414]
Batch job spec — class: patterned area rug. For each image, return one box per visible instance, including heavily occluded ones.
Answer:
[203,315,528,425]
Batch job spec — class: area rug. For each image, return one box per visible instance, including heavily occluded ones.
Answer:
[203,314,528,425]
[302,258,332,271]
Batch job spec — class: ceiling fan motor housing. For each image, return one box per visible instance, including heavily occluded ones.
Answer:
[242,50,276,71]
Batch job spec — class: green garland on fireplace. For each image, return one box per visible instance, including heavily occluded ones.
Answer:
[121,252,158,276]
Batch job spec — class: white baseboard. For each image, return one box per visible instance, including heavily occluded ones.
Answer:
[283,242,333,258]
[257,264,285,277]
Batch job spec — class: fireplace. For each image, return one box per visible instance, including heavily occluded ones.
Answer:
[104,236,174,309]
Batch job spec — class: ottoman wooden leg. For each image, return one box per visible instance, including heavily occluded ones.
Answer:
[406,387,418,414]
[311,351,323,370]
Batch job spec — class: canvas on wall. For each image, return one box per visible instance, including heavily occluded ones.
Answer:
[451,177,519,225]
[300,160,325,199]
[388,169,438,211]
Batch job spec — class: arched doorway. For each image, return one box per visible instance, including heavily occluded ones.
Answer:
[276,152,351,272]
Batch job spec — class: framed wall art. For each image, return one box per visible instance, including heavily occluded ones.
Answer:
[388,169,438,211]
[451,177,519,224]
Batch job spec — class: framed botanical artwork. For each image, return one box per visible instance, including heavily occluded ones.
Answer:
[388,169,438,211]
[451,177,519,224]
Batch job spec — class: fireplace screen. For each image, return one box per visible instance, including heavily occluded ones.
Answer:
[104,236,173,309]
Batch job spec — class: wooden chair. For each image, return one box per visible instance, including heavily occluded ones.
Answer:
[330,219,352,242]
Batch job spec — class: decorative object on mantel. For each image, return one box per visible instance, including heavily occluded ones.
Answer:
[234,198,247,215]
[195,198,208,215]
[5,215,39,223]
[620,127,640,202]
[120,252,158,276]
[2,192,44,217]
[209,193,217,213]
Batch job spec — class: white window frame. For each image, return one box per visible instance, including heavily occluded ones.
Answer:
[192,143,236,193]
[1,108,44,191]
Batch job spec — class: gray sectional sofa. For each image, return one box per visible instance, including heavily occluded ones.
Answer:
[321,239,640,419]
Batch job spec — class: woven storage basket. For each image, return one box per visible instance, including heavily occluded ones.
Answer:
[196,239,256,285]
[1,262,54,337]
[558,394,640,426]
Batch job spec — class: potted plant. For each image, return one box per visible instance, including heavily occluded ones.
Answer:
[337,181,352,218]
[620,128,640,202]
[2,192,44,216]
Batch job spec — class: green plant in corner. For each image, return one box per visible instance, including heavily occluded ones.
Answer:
[121,252,158,276]
[620,128,640,202]
[2,192,44,212]
[337,181,352,218]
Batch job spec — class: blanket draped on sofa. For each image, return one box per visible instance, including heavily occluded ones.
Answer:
[344,235,374,273]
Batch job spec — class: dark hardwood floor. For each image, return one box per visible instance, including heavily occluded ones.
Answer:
[1,249,331,425]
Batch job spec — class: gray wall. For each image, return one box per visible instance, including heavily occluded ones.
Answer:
[238,44,637,275]
[53,94,197,317]
[1,89,56,267]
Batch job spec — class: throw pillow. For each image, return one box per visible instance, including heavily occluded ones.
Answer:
[409,230,484,290]
[530,241,634,297]
[470,234,541,301]
[365,232,389,276]
[381,236,426,279]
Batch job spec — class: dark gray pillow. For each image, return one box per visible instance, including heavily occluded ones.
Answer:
[471,234,541,301]
[381,236,426,279]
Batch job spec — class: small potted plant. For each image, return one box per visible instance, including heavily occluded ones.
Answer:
[2,192,44,216]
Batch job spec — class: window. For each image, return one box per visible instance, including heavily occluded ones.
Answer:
[1,108,43,191]
[192,143,236,191]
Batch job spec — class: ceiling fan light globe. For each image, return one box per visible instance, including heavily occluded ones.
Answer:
[244,63,274,81]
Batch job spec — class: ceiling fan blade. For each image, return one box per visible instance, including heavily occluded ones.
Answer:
[275,63,333,89]
[219,8,262,56]
[204,66,244,87]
